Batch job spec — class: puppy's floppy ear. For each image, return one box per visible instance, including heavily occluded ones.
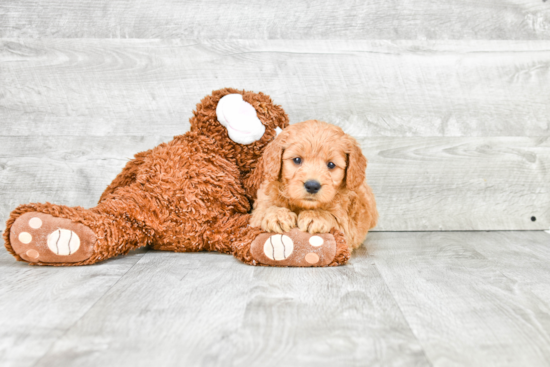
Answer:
[243,128,289,198]
[345,135,367,190]
[261,129,289,183]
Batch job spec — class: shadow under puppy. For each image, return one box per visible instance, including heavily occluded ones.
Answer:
[250,120,378,251]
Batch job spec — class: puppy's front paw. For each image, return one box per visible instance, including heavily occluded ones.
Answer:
[260,207,298,233]
[298,210,337,234]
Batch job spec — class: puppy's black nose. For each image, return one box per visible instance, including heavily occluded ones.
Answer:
[304,180,321,194]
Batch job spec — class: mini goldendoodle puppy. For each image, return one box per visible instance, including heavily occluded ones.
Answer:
[250,120,378,250]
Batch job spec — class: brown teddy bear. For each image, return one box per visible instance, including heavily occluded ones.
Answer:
[3,88,350,267]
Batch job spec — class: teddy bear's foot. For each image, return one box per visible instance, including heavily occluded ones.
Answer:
[9,212,96,264]
[250,228,350,267]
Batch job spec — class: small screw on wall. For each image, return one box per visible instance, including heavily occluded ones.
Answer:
[531,216,537,222]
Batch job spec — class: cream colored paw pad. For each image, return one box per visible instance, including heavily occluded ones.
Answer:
[18,232,33,244]
[309,236,324,247]
[47,229,81,256]
[264,234,294,261]
[29,217,43,229]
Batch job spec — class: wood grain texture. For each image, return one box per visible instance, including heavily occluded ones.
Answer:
[2,232,550,366]
[465,231,550,305]
[0,136,547,231]
[1,39,549,137]
[371,231,550,367]
[363,136,550,231]
[30,247,429,367]
[1,0,550,39]
[0,136,169,217]
[0,247,146,367]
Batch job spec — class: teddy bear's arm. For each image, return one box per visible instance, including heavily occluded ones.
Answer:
[98,149,153,203]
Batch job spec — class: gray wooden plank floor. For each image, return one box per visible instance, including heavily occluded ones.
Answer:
[1,231,549,367]
[0,247,147,367]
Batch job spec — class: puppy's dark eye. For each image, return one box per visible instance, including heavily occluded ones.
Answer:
[293,157,302,165]
[327,162,336,169]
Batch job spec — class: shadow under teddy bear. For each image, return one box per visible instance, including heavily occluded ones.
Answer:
[4,88,350,267]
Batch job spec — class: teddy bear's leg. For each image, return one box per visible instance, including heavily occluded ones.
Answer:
[6,205,100,265]
[220,215,351,267]
[98,149,152,203]
[5,185,161,266]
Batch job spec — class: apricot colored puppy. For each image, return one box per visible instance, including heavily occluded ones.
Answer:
[250,120,378,250]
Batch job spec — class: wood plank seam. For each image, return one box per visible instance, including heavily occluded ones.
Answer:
[30,249,149,364]
[370,261,435,367]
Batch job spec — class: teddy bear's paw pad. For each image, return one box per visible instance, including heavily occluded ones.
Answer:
[263,234,294,261]
[250,228,337,267]
[10,212,96,263]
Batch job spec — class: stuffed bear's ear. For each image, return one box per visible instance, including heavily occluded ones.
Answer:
[344,136,367,190]
[216,94,266,145]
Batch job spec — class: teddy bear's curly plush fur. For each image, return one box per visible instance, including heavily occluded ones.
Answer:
[4,88,351,267]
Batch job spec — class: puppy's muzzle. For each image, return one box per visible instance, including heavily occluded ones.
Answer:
[304,180,321,194]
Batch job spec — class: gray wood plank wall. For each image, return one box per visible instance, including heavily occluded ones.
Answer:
[1,1,549,232]
[2,0,550,39]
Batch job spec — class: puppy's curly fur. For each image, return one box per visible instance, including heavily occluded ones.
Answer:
[250,120,378,250]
